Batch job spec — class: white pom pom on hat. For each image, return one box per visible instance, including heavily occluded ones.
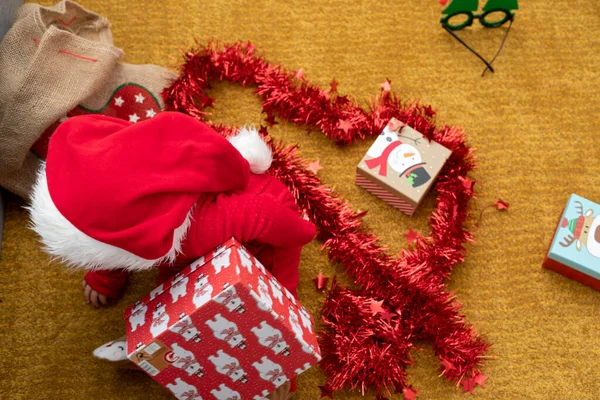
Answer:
[228,126,272,174]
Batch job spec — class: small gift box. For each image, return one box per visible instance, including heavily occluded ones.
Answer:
[543,194,600,291]
[124,238,321,399]
[355,118,452,216]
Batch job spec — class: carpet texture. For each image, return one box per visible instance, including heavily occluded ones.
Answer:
[1,0,599,399]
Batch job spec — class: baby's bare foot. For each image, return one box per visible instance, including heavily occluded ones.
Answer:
[82,279,109,307]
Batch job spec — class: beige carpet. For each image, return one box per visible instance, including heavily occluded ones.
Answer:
[1,0,599,399]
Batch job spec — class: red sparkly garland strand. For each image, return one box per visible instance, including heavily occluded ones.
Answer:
[163,42,489,397]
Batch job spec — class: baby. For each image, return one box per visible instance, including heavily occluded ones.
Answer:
[28,112,315,400]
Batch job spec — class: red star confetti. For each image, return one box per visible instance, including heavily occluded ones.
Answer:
[265,114,278,126]
[319,385,334,398]
[441,358,455,372]
[370,299,385,315]
[330,78,339,92]
[440,0,448,5]
[494,199,509,211]
[313,272,329,291]
[459,176,475,191]
[403,228,419,245]
[379,308,395,324]
[423,105,436,117]
[380,78,392,92]
[388,119,405,131]
[294,67,305,80]
[474,372,488,388]
[307,160,324,175]
[461,377,476,395]
[258,125,269,136]
[403,387,419,400]
[337,119,353,133]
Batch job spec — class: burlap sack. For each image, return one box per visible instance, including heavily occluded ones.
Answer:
[0,0,176,199]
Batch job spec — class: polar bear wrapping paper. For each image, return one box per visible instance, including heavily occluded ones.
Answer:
[124,238,321,400]
[355,118,452,216]
[543,194,600,291]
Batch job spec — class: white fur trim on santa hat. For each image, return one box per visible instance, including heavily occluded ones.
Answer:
[26,165,193,272]
[228,126,272,174]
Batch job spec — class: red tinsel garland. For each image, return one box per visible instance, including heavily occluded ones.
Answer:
[163,42,488,397]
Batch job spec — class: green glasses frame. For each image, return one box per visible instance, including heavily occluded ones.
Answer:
[441,8,515,31]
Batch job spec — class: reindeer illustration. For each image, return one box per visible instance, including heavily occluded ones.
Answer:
[559,201,600,258]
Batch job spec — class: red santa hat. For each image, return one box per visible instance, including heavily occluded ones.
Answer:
[28,112,272,271]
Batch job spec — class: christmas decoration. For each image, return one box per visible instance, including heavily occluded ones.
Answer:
[543,194,600,291]
[441,0,519,74]
[125,238,320,399]
[163,41,487,397]
[403,228,419,245]
[356,118,452,216]
[307,160,324,175]
[313,272,329,291]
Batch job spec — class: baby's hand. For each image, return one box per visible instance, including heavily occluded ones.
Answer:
[268,381,291,400]
[82,279,109,307]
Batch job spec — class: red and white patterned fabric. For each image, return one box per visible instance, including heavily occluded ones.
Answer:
[125,238,321,400]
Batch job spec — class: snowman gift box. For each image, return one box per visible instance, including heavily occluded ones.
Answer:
[542,194,600,291]
[355,118,452,216]
[124,238,321,399]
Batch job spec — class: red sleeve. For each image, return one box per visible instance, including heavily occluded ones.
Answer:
[84,269,129,298]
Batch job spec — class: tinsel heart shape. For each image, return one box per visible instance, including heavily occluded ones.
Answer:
[164,42,489,397]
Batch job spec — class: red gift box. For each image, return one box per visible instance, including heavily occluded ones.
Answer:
[124,238,321,399]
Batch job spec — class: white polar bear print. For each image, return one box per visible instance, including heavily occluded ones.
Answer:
[170,274,189,303]
[295,362,311,375]
[257,276,273,309]
[252,356,288,388]
[192,274,213,308]
[169,316,201,343]
[212,248,232,274]
[166,377,203,400]
[128,302,147,332]
[253,390,270,400]
[208,349,248,383]
[150,284,164,300]
[210,383,240,400]
[269,279,283,304]
[251,321,290,356]
[205,313,246,349]
[213,286,245,313]
[189,256,205,272]
[283,287,296,305]
[237,247,255,274]
[298,306,313,333]
[150,303,170,338]
[288,306,315,354]
[249,289,279,320]
[170,343,204,377]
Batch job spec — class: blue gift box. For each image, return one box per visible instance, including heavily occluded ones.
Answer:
[543,194,600,290]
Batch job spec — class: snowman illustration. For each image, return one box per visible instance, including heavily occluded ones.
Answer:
[365,121,431,188]
[559,201,600,258]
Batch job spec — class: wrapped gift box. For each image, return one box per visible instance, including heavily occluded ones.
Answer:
[124,238,321,399]
[543,194,600,291]
[356,118,452,216]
